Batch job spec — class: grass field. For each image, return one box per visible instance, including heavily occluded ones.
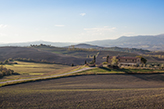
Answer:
[0,61,79,82]
[1,74,164,108]
[74,67,164,75]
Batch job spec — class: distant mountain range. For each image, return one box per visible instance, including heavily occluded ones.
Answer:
[0,41,75,47]
[87,34,164,51]
[0,34,164,51]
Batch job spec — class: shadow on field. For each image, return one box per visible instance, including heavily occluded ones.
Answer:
[129,74,164,81]
[12,72,20,75]
[118,68,164,81]
[99,67,164,81]
[99,67,111,71]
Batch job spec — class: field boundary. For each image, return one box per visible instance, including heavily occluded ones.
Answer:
[0,67,96,87]
[1,66,164,87]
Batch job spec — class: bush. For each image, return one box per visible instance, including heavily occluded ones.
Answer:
[112,65,119,69]
[71,63,74,67]
[108,65,119,69]
[0,65,14,77]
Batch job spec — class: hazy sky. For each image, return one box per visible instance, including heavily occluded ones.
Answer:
[0,0,164,43]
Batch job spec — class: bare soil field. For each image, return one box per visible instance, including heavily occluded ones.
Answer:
[1,74,164,109]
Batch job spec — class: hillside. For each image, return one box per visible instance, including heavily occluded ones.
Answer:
[69,43,150,54]
[31,45,142,64]
[32,45,159,64]
[0,45,163,65]
[67,43,104,49]
[0,47,91,65]
[87,34,164,51]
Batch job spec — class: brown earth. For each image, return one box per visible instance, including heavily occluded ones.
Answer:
[1,74,164,109]
[0,47,91,65]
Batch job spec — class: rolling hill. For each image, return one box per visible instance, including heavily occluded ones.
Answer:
[0,34,164,51]
[87,34,164,51]
[0,45,163,65]
[69,43,150,53]
[0,46,91,65]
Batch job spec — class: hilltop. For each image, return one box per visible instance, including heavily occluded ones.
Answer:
[68,43,150,53]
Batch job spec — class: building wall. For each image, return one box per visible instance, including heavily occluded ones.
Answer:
[108,56,141,65]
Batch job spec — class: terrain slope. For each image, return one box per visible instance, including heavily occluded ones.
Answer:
[0,47,91,65]
[1,74,164,108]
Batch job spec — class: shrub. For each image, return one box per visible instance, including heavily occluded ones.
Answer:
[71,63,74,67]
[111,56,118,66]
[0,65,14,77]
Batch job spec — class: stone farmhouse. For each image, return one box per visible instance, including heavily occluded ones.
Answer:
[108,56,141,66]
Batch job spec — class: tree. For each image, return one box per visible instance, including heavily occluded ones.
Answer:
[106,55,109,62]
[93,55,96,63]
[89,55,96,65]
[136,56,147,64]
[85,60,87,64]
[111,56,118,66]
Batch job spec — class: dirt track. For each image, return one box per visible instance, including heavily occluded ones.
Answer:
[1,74,164,108]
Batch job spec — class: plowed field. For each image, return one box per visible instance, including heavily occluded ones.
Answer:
[1,74,164,109]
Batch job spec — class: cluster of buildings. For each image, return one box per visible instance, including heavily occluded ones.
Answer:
[107,56,141,66]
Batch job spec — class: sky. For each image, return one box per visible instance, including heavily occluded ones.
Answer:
[0,0,164,43]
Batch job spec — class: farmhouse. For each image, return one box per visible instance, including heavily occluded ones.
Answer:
[108,56,141,66]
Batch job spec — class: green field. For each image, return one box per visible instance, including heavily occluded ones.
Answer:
[74,67,164,75]
[1,74,164,108]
